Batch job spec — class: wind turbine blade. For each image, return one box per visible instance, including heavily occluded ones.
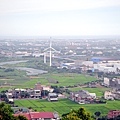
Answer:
[43,47,50,52]
[51,47,57,51]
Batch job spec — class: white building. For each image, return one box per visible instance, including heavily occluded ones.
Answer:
[104,77,110,86]
[93,61,120,73]
[89,93,96,99]
[5,92,14,103]
[34,90,41,98]
[42,86,54,92]
[48,93,58,101]
[104,91,114,100]
[82,61,94,67]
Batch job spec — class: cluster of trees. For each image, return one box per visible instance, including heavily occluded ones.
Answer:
[51,85,64,94]
[41,90,49,97]
[51,85,71,94]
[0,102,27,120]
[61,107,93,120]
[0,91,7,100]
[61,108,120,120]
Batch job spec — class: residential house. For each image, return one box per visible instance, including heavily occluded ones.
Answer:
[109,78,120,89]
[107,110,120,119]
[14,112,60,120]
[103,77,110,86]
[69,90,96,104]
[5,92,14,103]
[112,89,120,100]
[104,91,114,100]
[33,83,43,98]
[13,88,28,98]
[48,93,58,101]
[42,85,54,93]
[6,83,54,99]
[114,91,120,100]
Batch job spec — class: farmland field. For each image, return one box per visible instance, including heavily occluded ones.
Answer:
[0,59,97,89]
[49,73,96,86]
[14,99,120,116]
[21,73,97,88]
[0,73,96,89]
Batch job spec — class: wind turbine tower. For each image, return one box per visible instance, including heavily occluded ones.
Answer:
[49,40,52,67]
[43,38,57,66]
[44,52,46,64]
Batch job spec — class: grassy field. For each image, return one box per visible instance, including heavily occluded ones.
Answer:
[0,68,29,84]
[1,73,96,88]
[0,58,96,89]
[50,73,96,86]
[34,73,96,87]
[0,72,96,92]
[14,99,120,116]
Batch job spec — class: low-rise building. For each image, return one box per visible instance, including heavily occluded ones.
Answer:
[107,110,120,119]
[42,85,54,92]
[33,90,41,98]
[109,78,120,89]
[5,92,14,103]
[48,93,58,101]
[69,90,96,104]
[112,89,120,100]
[33,83,43,98]
[103,77,110,86]
[14,112,60,120]
[104,91,114,100]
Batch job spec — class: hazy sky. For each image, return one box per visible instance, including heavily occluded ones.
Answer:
[0,0,120,36]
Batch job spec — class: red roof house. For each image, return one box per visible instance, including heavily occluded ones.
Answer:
[14,112,59,120]
[107,110,120,119]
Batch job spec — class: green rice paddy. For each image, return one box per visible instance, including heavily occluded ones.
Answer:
[14,99,120,116]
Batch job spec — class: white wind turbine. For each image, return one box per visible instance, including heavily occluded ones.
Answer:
[43,39,57,66]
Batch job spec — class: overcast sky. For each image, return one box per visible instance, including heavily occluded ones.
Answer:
[0,0,120,36]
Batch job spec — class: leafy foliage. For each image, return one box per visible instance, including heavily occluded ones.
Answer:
[15,115,28,120]
[0,102,28,120]
[0,102,13,120]
[62,107,93,120]
[94,111,101,117]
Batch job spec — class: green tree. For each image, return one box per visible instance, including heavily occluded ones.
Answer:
[77,107,92,120]
[15,115,28,120]
[0,102,28,120]
[94,111,101,120]
[62,107,93,120]
[62,110,81,120]
[0,102,14,120]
